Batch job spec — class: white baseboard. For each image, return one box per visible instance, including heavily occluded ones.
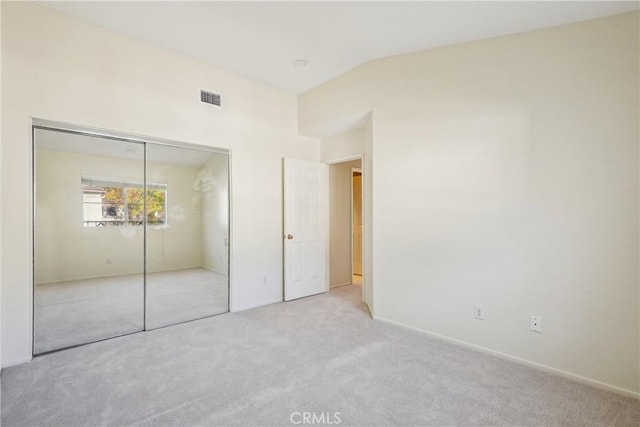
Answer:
[1,355,33,370]
[373,315,640,400]
[363,302,373,319]
[38,265,207,286]
[330,282,352,289]
[201,266,227,276]
[230,297,282,313]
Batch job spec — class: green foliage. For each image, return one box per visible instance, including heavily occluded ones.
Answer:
[103,187,124,204]
[101,186,165,223]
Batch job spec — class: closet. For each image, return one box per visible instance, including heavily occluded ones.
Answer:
[33,122,230,354]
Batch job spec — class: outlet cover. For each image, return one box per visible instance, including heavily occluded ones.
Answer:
[530,315,542,333]
[474,304,484,320]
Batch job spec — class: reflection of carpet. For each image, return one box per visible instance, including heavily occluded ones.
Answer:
[34,268,228,354]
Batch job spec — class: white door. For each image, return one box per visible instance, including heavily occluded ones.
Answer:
[283,158,329,301]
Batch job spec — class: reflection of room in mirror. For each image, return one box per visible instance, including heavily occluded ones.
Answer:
[34,268,228,353]
[145,143,230,329]
[33,127,230,354]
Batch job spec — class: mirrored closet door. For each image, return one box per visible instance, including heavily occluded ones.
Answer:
[33,124,230,355]
[33,128,145,354]
[145,143,229,329]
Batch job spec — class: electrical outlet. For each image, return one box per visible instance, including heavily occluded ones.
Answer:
[106,258,112,265]
[530,315,542,333]
[474,304,484,320]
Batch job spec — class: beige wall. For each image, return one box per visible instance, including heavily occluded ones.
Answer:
[321,124,374,310]
[0,1,3,370]
[1,2,319,366]
[201,153,229,275]
[322,127,365,163]
[146,156,205,274]
[329,160,361,287]
[300,12,640,394]
[362,119,374,312]
[35,149,209,284]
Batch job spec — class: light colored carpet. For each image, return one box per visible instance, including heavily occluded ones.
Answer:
[145,268,228,330]
[34,268,228,354]
[4,284,639,426]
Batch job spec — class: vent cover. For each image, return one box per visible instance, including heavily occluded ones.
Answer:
[200,90,221,107]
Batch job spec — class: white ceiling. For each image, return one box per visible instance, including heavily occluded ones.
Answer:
[35,128,219,167]
[39,1,639,94]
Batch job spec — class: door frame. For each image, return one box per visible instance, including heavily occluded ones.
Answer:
[350,167,363,286]
[325,154,366,303]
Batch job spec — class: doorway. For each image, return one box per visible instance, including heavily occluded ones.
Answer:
[351,168,363,286]
[32,121,230,354]
[328,159,363,295]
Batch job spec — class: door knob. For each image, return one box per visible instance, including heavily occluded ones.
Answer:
[287,234,294,240]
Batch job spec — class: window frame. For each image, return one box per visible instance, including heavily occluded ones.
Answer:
[81,177,168,228]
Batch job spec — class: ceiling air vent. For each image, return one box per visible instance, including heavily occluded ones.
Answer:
[200,90,221,107]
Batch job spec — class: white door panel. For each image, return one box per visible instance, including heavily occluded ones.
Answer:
[284,158,328,301]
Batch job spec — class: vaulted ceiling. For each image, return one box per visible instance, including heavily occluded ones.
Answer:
[40,1,639,93]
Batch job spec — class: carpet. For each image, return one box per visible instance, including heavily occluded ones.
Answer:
[3,284,639,426]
